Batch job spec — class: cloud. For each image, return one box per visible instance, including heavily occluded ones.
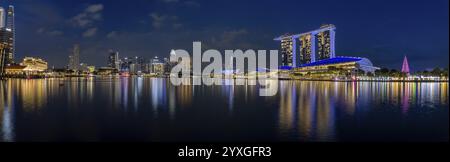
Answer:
[83,28,98,37]
[107,31,118,39]
[150,13,182,29]
[70,4,104,28]
[150,13,166,29]
[36,28,45,34]
[173,23,183,29]
[47,30,64,36]
[36,27,64,36]
[26,26,270,68]
[85,4,104,13]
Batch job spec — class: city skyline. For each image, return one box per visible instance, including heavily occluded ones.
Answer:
[0,0,448,71]
[0,0,448,155]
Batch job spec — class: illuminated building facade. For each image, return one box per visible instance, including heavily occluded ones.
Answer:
[0,28,13,64]
[0,7,5,28]
[275,24,336,67]
[3,57,48,76]
[294,56,379,76]
[124,56,145,74]
[68,44,80,71]
[152,63,164,75]
[0,5,15,64]
[21,57,48,72]
[4,64,26,75]
[108,50,120,70]
[120,57,131,73]
[299,34,313,65]
[136,56,145,73]
[0,8,4,70]
[97,67,116,75]
[87,66,95,73]
[151,56,165,75]
[5,5,14,64]
[6,6,14,38]
[129,63,137,74]
[280,37,293,66]
[143,59,152,74]
[0,43,7,76]
[317,28,333,60]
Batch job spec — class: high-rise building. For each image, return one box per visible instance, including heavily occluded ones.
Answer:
[0,5,13,68]
[120,57,131,72]
[129,63,137,74]
[143,58,152,74]
[6,6,13,30]
[401,56,410,75]
[275,24,336,67]
[68,44,80,70]
[0,43,7,76]
[127,56,144,74]
[280,37,293,66]
[4,5,14,64]
[136,56,145,73]
[151,56,165,75]
[317,28,333,60]
[0,7,5,28]
[299,34,313,65]
[1,28,13,64]
[0,7,8,70]
[108,50,120,70]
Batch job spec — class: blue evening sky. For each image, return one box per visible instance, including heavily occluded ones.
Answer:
[1,0,448,71]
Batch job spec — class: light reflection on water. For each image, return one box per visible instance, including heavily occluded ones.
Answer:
[0,78,448,142]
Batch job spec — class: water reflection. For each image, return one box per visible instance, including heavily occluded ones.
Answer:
[222,79,236,112]
[0,78,447,142]
[279,82,336,141]
[277,81,448,141]
[0,81,14,142]
[151,78,165,116]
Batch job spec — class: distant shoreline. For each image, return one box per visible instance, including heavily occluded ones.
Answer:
[1,76,448,83]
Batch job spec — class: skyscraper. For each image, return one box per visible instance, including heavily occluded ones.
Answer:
[5,5,14,64]
[299,34,313,65]
[6,6,13,30]
[108,50,120,70]
[69,44,80,70]
[0,7,8,70]
[151,56,165,75]
[401,56,410,75]
[275,24,336,67]
[280,37,294,66]
[0,7,5,28]
[317,30,332,60]
[0,43,7,76]
[136,56,145,73]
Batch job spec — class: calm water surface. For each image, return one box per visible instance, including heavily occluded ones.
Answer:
[0,78,448,142]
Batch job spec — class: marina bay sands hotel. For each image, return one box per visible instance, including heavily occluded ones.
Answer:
[274,24,336,67]
[274,24,378,73]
